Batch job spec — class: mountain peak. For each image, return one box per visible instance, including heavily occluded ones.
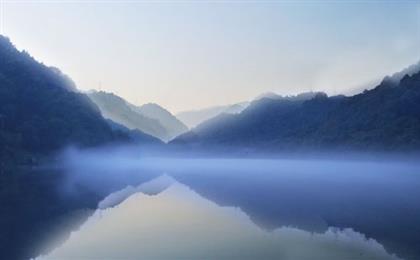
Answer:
[140,103,163,109]
[87,91,187,141]
[135,102,188,140]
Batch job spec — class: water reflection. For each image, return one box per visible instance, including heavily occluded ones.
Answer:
[4,154,418,260]
[38,175,400,260]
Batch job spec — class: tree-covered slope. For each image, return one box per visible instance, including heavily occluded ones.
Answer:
[0,36,128,164]
[172,69,420,151]
[131,103,188,141]
[176,102,249,128]
[87,90,170,141]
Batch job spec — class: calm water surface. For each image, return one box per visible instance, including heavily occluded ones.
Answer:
[2,157,420,259]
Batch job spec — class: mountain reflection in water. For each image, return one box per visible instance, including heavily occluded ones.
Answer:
[38,175,400,260]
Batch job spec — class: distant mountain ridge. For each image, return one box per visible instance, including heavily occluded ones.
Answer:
[176,92,322,129]
[130,103,188,141]
[87,91,168,140]
[172,66,420,152]
[88,91,187,141]
[176,102,249,128]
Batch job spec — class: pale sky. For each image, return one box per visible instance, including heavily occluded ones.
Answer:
[1,1,420,113]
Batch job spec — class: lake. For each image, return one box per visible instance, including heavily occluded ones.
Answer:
[2,152,420,260]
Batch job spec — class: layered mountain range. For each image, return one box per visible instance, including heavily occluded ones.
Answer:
[1,33,419,163]
[0,36,161,165]
[176,102,249,128]
[87,91,187,142]
[172,68,420,152]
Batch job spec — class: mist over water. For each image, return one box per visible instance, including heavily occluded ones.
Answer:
[36,146,420,260]
[38,175,400,260]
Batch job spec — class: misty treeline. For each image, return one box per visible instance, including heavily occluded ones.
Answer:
[173,71,420,151]
[0,36,143,166]
[1,33,420,167]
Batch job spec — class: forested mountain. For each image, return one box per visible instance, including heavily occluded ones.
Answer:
[172,68,420,152]
[0,36,130,165]
[129,103,188,140]
[87,91,173,141]
[176,102,249,128]
[254,91,321,102]
[106,119,162,144]
[176,92,319,129]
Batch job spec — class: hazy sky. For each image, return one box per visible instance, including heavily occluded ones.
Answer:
[1,1,420,113]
